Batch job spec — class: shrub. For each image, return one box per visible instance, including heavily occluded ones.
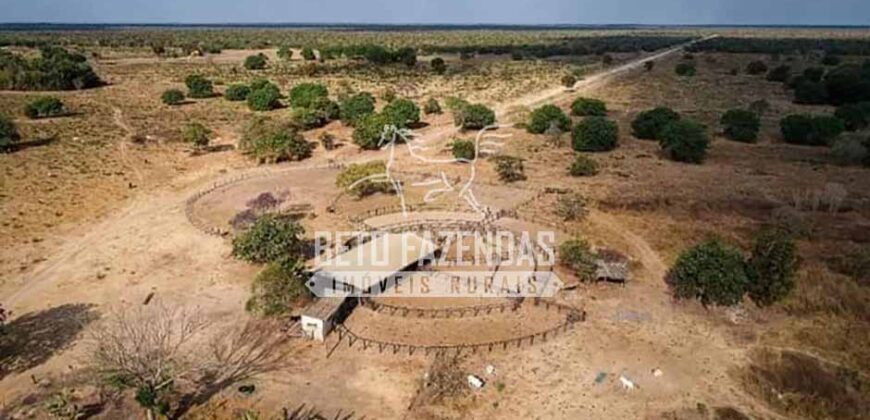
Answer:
[246,86,281,111]
[0,47,102,91]
[601,54,613,65]
[803,67,825,82]
[24,96,65,119]
[794,81,828,104]
[300,47,316,60]
[821,54,841,66]
[834,102,870,131]
[340,92,376,126]
[451,139,475,161]
[244,53,268,70]
[239,117,312,163]
[561,74,577,88]
[277,46,293,61]
[527,104,570,134]
[444,96,470,112]
[430,57,446,74]
[336,161,393,197]
[766,65,791,82]
[382,98,420,128]
[161,89,185,105]
[674,62,696,76]
[746,227,799,306]
[423,98,442,115]
[659,120,709,163]
[184,74,214,98]
[353,113,392,150]
[830,134,870,166]
[380,88,397,103]
[250,78,279,93]
[571,98,607,116]
[824,64,870,105]
[746,60,768,75]
[232,214,306,263]
[720,109,761,142]
[568,154,599,176]
[454,103,496,130]
[311,97,340,120]
[288,83,328,108]
[319,132,336,150]
[182,122,210,149]
[491,155,526,182]
[667,238,749,306]
[246,257,311,316]
[644,61,655,71]
[748,99,771,116]
[394,47,417,67]
[780,114,844,146]
[555,192,589,221]
[559,238,597,281]
[290,107,327,129]
[631,107,680,140]
[224,84,251,101]
[0,114,21,152]
[572,117,618,152]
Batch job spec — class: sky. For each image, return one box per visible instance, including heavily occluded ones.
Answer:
[2,0,869,26]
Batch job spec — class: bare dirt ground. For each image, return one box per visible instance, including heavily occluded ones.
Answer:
[1,33,868,419]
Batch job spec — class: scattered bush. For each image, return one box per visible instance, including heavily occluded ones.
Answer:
[830,134,870,166]
[674,62,696,76]
[339,92,376,126]
[794,81,829,104]
[161,89,185,105]
[821,54,841,66]
[659,120,709,163]
[430,57,446,74]
[352,113,392,150]
[224,84,251,101]
[246,86,281,111]
[559,238,597,281]
[631,107,680,140]
[667,238,749,306]
[423,97,442,115]
[748,99,771,116]
[720,109,761,142]
[491,155,526,182]
[834,102,870,131]
[451,139,475,161]
[336,161,392,197]
[300,47,316,60]
[246,258,311,316]
[568,154,599,176]
[277,46,293,60]
[290,107,327,129]
[23,96,65,119]
[644,61,655,71]
[453,103,496,130]
[380,88,397,103]
[232,214,306,263]
[0,47,102,91]
[250,78,279,93]
[182,122,211,149]
[571,98,607,116]
[555,192,589,221]
[746,60,768,75]
[527,104,571,134]
[184,74,214,98]
[319,132,336,150]
[803,67,825,82]
[780,114,844,146]
[561,74,577,88]
[572,117,618,152]
[823,64,870,105]
[288,83,328,108]
[746,227,799,306]
[766,65,791,82]
[243,53,268,70]
[444,96,470,112]
[382,98,420,128]
[239,116,312,163]
[0,114,21,152]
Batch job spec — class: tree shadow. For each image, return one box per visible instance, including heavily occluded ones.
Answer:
[0,303,99,380]
[6,136,57,153]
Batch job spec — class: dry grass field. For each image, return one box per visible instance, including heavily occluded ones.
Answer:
[0,26,868,419]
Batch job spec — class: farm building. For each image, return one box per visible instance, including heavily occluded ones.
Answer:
[301,232,438,341]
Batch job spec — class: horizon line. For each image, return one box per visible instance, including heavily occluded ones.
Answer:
[1,22,869,29]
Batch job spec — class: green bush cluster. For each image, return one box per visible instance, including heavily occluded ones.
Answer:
[247,85,281,111]
[423,98,442,115]
[720,108,761,142]
[430,57,447,74]
[570,98,607,116]
[659,119,709,164]
[182,122,211,149]
[674,62,696,76]
[243,53,268,70]
[184,74,214,98]
[830,134,870,167]
[246,257,312,316]
[352,113,392,150]
[300,47,316,60]
[491,155,526,183]
[561,74,577,88]
[834,102,870,131]
[340,92,376,126]
[288,83,328,108]
[572,117,618,152]
[382,98,420,128]
[24,96,65,119]
[526,104,570,134]
[277,46,293,61]
[336,161,393,197]
[224,84,251,101]
[453,103,496,130]
[0,114,21,152]
[0,47,102,91]
[239,116,312,163]
[631,107,680,140]
[559,238,597,281]
[451,139,475,160]
[780,114,845,146]
[232,214,306,263]
[568,154,599,176]
[161,89,185,105]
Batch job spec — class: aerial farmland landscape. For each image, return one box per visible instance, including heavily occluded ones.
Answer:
[0,1,868,419]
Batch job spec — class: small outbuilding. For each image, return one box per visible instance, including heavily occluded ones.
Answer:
[595,259,629,283]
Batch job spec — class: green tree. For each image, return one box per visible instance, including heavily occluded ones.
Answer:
[559,238,597,281]
[300,47,316,61]
[184,74,214,98]
[451,139,475,160]
[224,84,251,101]
[161,89,185,105]
[794,81,829,104]
[288,83,328,108]
[720,108,761,142]
[572,117,619,152]
[571,98,607,116]
[239,117,312,163]
[0,114,21,152]
[527,104,571,134]
[246,258,312,316]
[453,103,496,130]
[182,122,211,150]
[232,214,306,263]
[746,227,799,306]
[352,113,391,150]
[568,154,599,176]
[23,96,65,119]
[834,102,870,131]
[631,107,680,140]
[336,161,393,197]
[382,98,420,128]
[339,92,376,126]
[244,53,268,70]
[667,238,749,306]
[277,46,293,61]
[780,114,844,146]
[246,86,281,111]
[659,120,709,164]
[430,57,447,74]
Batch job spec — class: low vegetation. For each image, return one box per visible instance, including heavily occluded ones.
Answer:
[526,104,570,134]
[340,92,376,126]
[491,155,526,182]
[382,98,421,127]
[353,113,392,150]
[243,53,268,70]
[572,117,618,152]
[232,214,306,264]
[246,258,312,316]
[0,114,20,152]
[720,108,760,143]
[0,47,101,90]
[659,119,709,163]
[336,161,393,197]
[453,102,496,130]
[238,116,312,163]
[555,192,589,221]
[161,89,185,106]
[780,114,845,146]
[631,106,680,140]
[667,238,749,306]
[23,96,65,119]
[224,84,251,101]
[288,83,328,108]
[559,238,597,281]
[184,74,215,98]
[570,97,606,116]
[181,122,211,150]
[568,154,599,176]
[451,139,475,160]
